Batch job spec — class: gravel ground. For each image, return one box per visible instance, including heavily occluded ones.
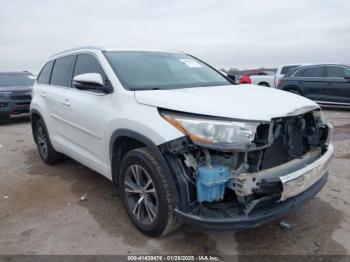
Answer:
[0,109,349,256]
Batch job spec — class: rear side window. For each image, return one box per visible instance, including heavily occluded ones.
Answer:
[73,54,105,79]
[281,65,299,75]
[325,66,350,78]
[37,61,54,84]
[50,56,75,87]
[294,67,324,77]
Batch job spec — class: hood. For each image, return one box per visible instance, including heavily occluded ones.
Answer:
[134,85,319,121]
[0,86,32,92]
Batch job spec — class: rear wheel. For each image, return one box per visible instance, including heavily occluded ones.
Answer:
[34,119,64,165]
[288,89,301,96]
[119,147,182,237]
[258,82,270,87]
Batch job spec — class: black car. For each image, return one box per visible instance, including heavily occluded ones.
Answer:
[278,64,350,106]
[0,71,34,124]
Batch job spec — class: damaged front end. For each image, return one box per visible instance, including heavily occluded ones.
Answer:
[159,109,333,229]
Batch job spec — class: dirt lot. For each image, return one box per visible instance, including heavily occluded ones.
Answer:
[0,109,349,256]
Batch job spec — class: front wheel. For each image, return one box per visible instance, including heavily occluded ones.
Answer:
[119,147,182,237]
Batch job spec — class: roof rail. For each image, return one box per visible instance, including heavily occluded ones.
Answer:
[49,46,105,58]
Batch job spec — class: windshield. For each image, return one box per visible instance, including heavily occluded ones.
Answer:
[104,51,230,90]
[0,73,34,87]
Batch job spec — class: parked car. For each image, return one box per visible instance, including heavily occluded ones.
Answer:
[239,70,274,84]
[0,71,34,124]
[278,64,350,106]
[247,64,307,87]
[239,74,252,84]
[31,47,333,237]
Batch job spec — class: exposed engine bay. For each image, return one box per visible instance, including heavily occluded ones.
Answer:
[159,109,331,217]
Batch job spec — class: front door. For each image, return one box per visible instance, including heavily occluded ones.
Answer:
[60,53,112,176]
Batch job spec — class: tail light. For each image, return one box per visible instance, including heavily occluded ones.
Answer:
[239,74,251,84]
[277,79,283,87]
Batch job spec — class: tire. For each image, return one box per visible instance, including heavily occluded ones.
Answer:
[258,82,270,87]
[34,119,64,165]
[288,89,301,96]
[119,147,182,237]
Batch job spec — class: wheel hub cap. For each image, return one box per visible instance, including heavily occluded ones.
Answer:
[124,164,158,225]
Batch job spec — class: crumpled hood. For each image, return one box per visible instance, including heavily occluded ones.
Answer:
[134,85,319,121]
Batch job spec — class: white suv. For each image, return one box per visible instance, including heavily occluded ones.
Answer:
[31,46,334,237]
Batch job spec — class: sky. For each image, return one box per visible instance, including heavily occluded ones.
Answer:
[1,0,350,73]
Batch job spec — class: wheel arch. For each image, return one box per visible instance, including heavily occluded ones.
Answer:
[258,82,270,87]
[283,85,303,95]
[109,129,179,206]
[30,109,44,143]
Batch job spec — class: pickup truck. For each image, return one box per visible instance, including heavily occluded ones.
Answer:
[240,64,306,88]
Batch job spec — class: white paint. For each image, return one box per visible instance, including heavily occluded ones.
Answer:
[31,47,319,183]
[135,84,318,121]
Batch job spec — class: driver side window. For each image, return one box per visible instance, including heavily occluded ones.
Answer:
[325,66,347,78]
[72,54,108,87]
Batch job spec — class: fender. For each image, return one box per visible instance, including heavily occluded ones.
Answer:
[109,129,179,206]
[283,85,303,95]
[30,109,44,143]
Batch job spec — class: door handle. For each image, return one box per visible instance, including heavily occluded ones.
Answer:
[39,92,46,97]
[327,82,332,86]
[62,99,71,107]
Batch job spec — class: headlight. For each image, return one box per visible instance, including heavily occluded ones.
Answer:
[161,111,262,150]
[0,92,12,97]
[313,110,327,126]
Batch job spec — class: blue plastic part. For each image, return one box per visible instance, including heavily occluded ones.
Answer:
[196,164,231,203]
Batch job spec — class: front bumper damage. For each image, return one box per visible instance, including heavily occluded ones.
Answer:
[280,144,333,200]
[175,172,329,230]
[174,145,333,230]
[160,109,334,230]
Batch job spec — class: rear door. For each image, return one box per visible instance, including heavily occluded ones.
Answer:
[324,65,350,104]
[294,66,327,101]
[60,53,112,175]
[46,55,76,147]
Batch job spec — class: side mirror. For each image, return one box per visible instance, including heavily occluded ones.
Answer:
[344,76,350,81]
[73,73,111,93]
[226,73,236,82]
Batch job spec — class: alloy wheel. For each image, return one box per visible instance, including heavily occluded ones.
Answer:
[37,125,48,159]
[124,164,158,225]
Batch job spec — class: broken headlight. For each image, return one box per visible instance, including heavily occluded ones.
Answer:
[161,111,261,150]
[313,110,327,126]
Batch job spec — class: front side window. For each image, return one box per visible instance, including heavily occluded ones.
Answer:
[295,67,324,77]
[325,66,350,78]
[0,73,34,87]
[104,51,230,90]
[37,61,54,84]
[73,54,105,80]
[50,56,75,87]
